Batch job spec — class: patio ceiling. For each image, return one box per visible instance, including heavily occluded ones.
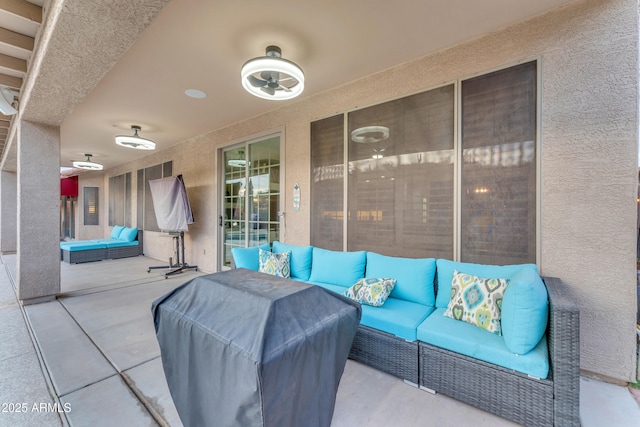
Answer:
[0,0,41,161]
[2,0,578,173]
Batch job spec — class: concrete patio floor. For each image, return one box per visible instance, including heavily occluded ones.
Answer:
[0,254,639,427]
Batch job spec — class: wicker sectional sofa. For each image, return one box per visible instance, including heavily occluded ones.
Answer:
[232,242,580,427]
[60,226,143,264]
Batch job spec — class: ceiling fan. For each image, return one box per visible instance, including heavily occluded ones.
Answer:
[241,46,305,100]
[249,70,295,96]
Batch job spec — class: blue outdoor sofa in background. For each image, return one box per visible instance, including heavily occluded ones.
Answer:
[232,242,580,427]
[60,225,143,264]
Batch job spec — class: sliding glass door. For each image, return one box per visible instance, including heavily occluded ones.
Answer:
[220,134,282,268]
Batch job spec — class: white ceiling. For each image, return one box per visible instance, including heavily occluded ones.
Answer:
[59,0,575,171]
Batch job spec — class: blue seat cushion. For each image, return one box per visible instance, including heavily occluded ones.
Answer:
[110,225,125,239]
[417,308,549,379]
[311,282,433,341]
[62,242,107,251]
[91,238,121,244]
[272,241,313,281]
[435,259,538,308]
[231,243,271,270]
[103,240,139,248]
[60,240,102,247]
[308,247,366,288]
[365,252,436,306]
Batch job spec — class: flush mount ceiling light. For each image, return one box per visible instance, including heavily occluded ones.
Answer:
[72,154,103,171]
[227,159,247,168]
[0,86,19,115]
[241,45,304,100]
[115,125,156,150]
[351,126,390,144]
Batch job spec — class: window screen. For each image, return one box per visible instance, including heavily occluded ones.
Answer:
[136,161,174,232]
[83,187,99,226]
[310,114,344,250]
[347,85,455,258]
[460,61,537,264]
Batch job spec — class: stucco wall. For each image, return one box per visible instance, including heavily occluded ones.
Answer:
[79,0,638,381]
[75,172,106,241]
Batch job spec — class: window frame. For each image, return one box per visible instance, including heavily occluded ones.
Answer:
[310,59,541,265]
[83,186,99,226]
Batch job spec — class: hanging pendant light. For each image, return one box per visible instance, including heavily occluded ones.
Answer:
[72,154,103,170]
[115,125,156,150]
[241,46,304,101]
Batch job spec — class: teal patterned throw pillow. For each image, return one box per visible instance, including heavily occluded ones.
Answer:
[344,278,396,307]
[258,249,291,278]
[443,270,508,335]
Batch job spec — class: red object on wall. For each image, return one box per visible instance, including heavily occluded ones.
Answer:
[61,176,78,197]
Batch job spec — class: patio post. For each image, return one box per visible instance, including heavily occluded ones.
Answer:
[16,120,60,304]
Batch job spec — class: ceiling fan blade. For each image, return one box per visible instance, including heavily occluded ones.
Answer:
[278,84,292,92]
[261,86,276,96]
[260,71,272,81]
[248,75,268,87]
[278,77,296,82]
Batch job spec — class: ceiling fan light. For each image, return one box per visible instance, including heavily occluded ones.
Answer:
[241,47,305,101]
[72,154,103,170]
[227,159,247,168]
[115,125,156,150]
[351,126,390,143]
[0,86,18,115]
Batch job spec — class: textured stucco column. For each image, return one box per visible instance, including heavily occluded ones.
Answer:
[16,121,60,304]
[0,171,17,253]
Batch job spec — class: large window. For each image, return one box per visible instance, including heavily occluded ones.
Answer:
[83,187,99,226]
[460,61,537,264]
[137,161,173,232]
[108,172,131,226]
[347,85,455,258]
[310,62,537,264]
[311,115,344,251]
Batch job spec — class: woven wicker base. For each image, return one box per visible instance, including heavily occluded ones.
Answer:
[107,245,143,259]
[419,342,553,427]
[349,325,419,384]
[62,248,106,264]
[417,276,579,427]
[61,231,144,264]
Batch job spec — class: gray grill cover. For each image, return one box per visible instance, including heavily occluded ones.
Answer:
[152,269,361,427]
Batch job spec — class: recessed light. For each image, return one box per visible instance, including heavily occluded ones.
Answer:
[185,89,207,99]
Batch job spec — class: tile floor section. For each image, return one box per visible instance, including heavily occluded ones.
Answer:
[0,254,639,426]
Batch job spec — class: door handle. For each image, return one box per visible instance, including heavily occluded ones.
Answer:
[219,215,223,227]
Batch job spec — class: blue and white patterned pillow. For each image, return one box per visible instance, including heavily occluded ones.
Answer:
[443,270,508,335]
[258,249,291,278]
[344,278,396,307]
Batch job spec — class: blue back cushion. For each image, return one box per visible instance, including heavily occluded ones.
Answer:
[501,267,549,355]
[272,241,313,281]
[365,252,436,306]
[119,227,139,242]
[435,259,538,308]
[232,243,271,271]
[308,247,366,288]
[110,225,125,239]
